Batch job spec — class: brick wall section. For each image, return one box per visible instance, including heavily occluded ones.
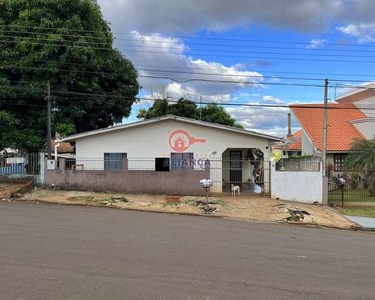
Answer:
[44,159,210,195]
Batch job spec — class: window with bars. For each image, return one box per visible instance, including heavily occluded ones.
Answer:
[334,154,347,172]
[104,153,127,170]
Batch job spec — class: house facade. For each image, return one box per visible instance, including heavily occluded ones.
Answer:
[291,101,369,172]
[61,115,280,193]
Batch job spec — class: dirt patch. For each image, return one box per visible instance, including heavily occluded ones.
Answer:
[15,188,358,229]
[0,183,31,198]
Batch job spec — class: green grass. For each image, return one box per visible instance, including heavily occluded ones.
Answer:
[340,207,375,218]
[99,197,111,204]
[329,189,374,203]
[79,195,94,203]
[184,199,196,205]
[210,199,224,205]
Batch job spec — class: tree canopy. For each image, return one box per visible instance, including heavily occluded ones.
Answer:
[0,0,140,152]
[137,98,243,128]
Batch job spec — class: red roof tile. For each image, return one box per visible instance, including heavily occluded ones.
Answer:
[285,130,302,150]
[51,141,74,154]
[272,130,302,151]
[291,103,366,152]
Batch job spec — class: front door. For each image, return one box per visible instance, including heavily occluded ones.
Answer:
[230,151,242,185]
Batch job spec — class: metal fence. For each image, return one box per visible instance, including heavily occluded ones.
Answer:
[63,157,166,171]
[54,156,269,194]
[328,171,375,206]
[276,157,321,172]
[61,157,214,171]
[0,153,40,175]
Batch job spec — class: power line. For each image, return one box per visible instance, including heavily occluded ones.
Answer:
[2,65,375,102]
[0,70,325,88]
[1,64,375,87]
[2,39,375,63]
[137,69,375,84]
[5,56,375,83]
[5,34,375,59]
[1,24,374,48]
[3,31,375,55]
[3,93,375,111]
[132,63,375,78]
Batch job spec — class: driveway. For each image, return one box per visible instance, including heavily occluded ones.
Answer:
[1,201,375,300]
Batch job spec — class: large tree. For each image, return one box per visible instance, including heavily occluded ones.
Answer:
[345,137,375,196]
[0,0,140,152]
[138,99,243,128]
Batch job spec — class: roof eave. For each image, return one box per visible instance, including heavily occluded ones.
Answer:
[62,115,281,142]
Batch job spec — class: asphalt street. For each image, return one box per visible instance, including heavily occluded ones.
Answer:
[1,201,375,300]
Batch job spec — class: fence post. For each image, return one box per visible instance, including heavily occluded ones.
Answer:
[38,152,45,185]
[341,185,345,207]
[59,158,65,171]
[123,158,128,171]
[322,176,328,206]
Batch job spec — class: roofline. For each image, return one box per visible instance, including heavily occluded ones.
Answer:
[335,83,375,101]
[350,117,375,124]
[62,115,281,142]
[290,105,366,152]
[290,109,318,150]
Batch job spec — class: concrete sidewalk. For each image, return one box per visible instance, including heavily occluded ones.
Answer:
[346,216,375,230]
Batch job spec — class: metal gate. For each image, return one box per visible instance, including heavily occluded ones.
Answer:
[210,158,269,194]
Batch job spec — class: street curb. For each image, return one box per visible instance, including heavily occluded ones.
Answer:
[4,198,360,231]
[6,198,228,219]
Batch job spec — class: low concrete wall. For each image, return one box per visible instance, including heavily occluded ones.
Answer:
[45,158,210,195]
[271,162,324,204]
[0,176,35,184]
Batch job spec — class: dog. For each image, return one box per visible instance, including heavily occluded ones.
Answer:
[231,184,240,196]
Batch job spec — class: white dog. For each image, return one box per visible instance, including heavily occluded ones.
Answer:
[231,184,241,196]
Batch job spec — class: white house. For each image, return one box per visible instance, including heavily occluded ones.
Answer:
[62,115,280,193]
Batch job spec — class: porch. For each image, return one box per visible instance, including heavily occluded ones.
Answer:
[210,148,269,194]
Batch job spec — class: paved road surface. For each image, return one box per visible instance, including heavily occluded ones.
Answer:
[1,201,375,300]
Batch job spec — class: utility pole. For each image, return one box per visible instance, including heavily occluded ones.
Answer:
[200,96,202,121]
[322,78,329,177]
[47,81,52,159]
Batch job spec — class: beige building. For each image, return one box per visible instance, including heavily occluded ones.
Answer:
[62,115,280,193]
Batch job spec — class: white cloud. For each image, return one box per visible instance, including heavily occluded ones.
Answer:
[224,97,316,137]
[337,23,375,42]
[119,31,264,102]
[226,104,290,137]
[306,39,325,49]
[98,0,345,33]
[262,95,283,104]
[98,0,375,48]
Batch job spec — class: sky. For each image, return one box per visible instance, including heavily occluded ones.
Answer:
[97,0,375,137]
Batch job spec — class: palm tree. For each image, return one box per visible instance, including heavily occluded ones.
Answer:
[345,137,375,196]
